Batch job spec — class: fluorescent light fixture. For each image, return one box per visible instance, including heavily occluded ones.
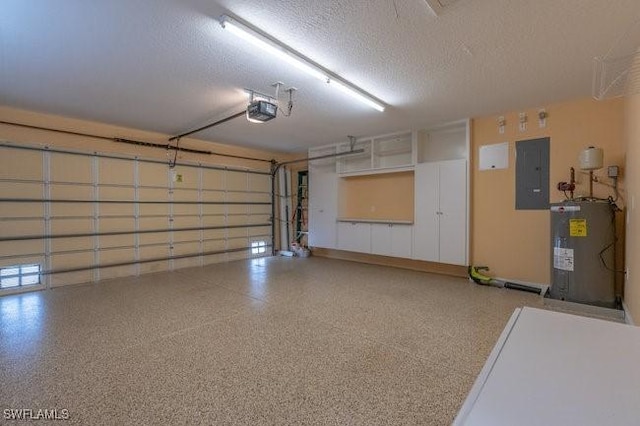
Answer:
[219,14,385,112]
[329,79,385,112]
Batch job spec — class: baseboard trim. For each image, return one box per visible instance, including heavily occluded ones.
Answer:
[623,301,636,326]
[310,247,467,278]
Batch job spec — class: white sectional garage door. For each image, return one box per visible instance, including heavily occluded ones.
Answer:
[0,143,272,291]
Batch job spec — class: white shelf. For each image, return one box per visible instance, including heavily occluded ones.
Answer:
[373,133,413,169]
[337,218,413,225]
[417,120,468,164]
[338,164,414,178]
[334,131,416,175]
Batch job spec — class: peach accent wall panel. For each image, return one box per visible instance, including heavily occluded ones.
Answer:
[338,171,414,222]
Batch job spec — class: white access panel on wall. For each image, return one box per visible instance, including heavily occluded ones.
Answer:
[479,142,509,170]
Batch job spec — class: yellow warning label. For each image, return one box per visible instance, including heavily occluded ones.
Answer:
[569,219,587,237]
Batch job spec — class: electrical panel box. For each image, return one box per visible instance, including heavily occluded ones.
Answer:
[515,137,550,210]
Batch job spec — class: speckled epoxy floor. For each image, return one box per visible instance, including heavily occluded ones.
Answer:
[0,257,545,425]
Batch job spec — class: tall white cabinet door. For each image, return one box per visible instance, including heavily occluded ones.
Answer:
[413,162,439,262]
[308,170,338,248]
[438,159,467,265]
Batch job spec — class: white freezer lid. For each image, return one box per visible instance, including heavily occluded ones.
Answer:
[454,307,640,425]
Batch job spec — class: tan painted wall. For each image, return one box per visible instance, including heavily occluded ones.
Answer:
[338,171,414,221]
[624,93,640,322]
[472,97,625,285]
[0,105,292,168]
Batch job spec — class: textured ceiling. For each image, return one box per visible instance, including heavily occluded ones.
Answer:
[2,0,640,152]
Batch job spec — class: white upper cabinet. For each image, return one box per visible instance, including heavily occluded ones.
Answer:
[373,133,414,170]
[336,131,416,176]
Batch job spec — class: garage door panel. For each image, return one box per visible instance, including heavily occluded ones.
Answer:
[0,148,42,180]
[249,226,271,237]
[173,230,200,243]
[51,236,93,252]
[139,246,169,261]
[244,192,271,203]
[172,242,199,256]
[202,170,225,190]
[2,182,43,199]
[172,216,199,228]
[249,174,270,192]
[139,187,167,201]
[202,191,224,202]
[100,248,135,264]
[138,261,169,274]
[228,250,250,262]
[50,154,92,183]
[203,229,226,240]
[172,188,198,202]
[227,205,248,215]
[173,204,199,216]
[227,215,249,226]
[202,205,225,215]
[50,251,93,270]
[139,217,168,231]
[100,234,135,249]
[173,257,201,270]
[204,239,226,252]
[0,220,44,239]
[0,240,44,257]
[138,163,168,187]
[225,172,248,191]
[227,237,249,249]
[171,166,199,189]
[139,204,169,217]
[227,228,248,239]
[202,253,226,265]
[51,271,92,287]
[51,218,92,234]
[139,233,169,245]
[1,204,44,218]
[100,265,136,280]
[99,217,134,232]
[51,203,93,217]
[203,215,225,227]
[99,158,134,185]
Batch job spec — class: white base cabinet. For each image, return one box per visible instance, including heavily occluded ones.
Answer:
[337,222,371,253]
[335,221,413,258]
[371,223,413,258]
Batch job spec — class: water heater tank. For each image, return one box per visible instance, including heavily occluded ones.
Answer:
[549,200,615,307]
